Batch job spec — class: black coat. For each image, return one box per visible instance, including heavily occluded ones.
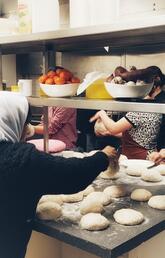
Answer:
[0,142,108,258]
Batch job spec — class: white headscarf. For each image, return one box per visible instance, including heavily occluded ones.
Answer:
[0,91,29,143]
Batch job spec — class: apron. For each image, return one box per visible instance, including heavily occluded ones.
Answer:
[122,131,148,160]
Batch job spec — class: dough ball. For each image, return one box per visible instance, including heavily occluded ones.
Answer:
[80,197,104,215]
[141,169,162,182]
[156,164,165,176]
[83,185,95,196]
[148,195,165,210]
[131,189,152,201]
[86,191,112,206]
[36,201,62,220]
[125,167,143,177]
[94,119,107,134]
[99,167,119,180]
[39,195,63,205]
[62,206,82,223]
[80,213,110,231]
[113,208,144,225]
[126,81,136,86]
[61,191,84,203]
[103,185,127,198]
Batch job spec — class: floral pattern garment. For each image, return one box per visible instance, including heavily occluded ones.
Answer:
[125,112,163,153]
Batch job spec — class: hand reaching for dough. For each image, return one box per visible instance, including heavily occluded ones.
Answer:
[102,146,119,172]
[149,149,165,164]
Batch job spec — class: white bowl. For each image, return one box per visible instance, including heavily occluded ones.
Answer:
[104,82,153,98]
[40,83,79,97]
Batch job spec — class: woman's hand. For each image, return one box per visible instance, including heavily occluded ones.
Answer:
[94,119,110,136]
[89,110,107,123]
[102,146,119,172]
[149,149,165,164]
[102,146,117,159]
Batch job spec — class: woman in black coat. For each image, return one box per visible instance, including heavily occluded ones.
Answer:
[0,92,117,258]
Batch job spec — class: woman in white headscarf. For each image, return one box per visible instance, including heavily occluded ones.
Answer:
[0,92,117,258]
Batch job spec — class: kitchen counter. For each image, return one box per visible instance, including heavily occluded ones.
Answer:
[32,173,165,258]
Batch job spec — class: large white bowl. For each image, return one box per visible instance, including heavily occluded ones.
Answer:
[104,82,153,98]
[40,83,79,97]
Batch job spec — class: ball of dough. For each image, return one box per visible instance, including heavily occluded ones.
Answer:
[80,213,110,231]
[80,197,104,215]
[141,169,162,182]
[125,167,143,177]
[126,81,136,86]
[99,168,119,180]
[94,119,107,134]
[148,195,165,210]
[103,185,127,198]
[156,164,165,176]
[113,208,144,225]
[62,191,84,203]
[86,191,112,206]
[39,195,63,205]
[131,189,152,201]
[62,206,82,223]
[36,201,62,220]
[83,185,95,196]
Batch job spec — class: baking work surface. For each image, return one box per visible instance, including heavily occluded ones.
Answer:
[33,154,165,258]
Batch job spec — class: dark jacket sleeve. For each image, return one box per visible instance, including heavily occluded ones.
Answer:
[29,149,109,195]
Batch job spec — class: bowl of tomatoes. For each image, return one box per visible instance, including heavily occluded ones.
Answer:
[39,67,80,97]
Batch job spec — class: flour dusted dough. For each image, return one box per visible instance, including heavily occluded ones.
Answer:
[113,208,144,225]
[156,164,165,176]
[99,168,119,180]
[103,185,127,198]
[131,189,152,201]
[61,191,84,203]
[86,191,112,206]
[148,195,165,210]
[80,213,110,231]
[126,167,143,177]
[83,185,95,196]
[39,195,63,205]
[80,197,104,215]
[141,169,162,182]
[36,201,62,220]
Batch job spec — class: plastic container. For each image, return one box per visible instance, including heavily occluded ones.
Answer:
[32,0,59,33]
[77,71,113,99]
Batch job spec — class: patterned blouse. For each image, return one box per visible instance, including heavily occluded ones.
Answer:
[125,112,163,152]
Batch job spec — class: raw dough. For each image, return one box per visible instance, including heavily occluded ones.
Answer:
[131,189,152,201]
[86,191,112,206]
[156,164,165,176]
[113,208,144,225]
[62,204,82,223]
[80,197,104,215]
[103,185,127,198]
[36,201,62,220]
[99,168,119,180]
[148,195,165,210]
[83,185,95,196]
[80,213,110,231]
[125,167,143,177]
[141,169,162,182]
[39,195,63,205]
[61,191,84,203]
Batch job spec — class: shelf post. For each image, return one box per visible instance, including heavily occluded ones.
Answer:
[0,48,2,90]
[43,106,49,153]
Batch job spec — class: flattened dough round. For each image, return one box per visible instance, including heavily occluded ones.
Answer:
[141,169,162,182]
[83,185,95,196]
[39,195,63,205]
[86,191,112,206]
[131,189,152,201]
[80,213,110,231]
[103,185,127,198]
[36,201,62,220]
[126,167,143,177]
[99,168,118,180]
[113,208,144,225]
[80,197,104,215]
[148,195,165,210]
[156,164,165,176]
[61,191,84,203]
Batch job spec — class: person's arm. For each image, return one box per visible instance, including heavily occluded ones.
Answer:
[149,149,165,164]
[28,146,116,196]
[90,110,132,135]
